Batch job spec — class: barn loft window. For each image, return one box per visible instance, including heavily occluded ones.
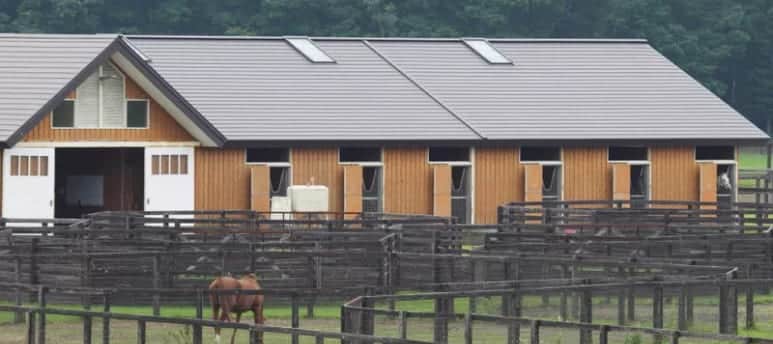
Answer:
[126,100,148,128]
[246,148,290,163]
[520,147,561,162]
[340,147,381,163]
[696,146,735,161]
[53,62,150,129]
[52,99,75,127]
[285,37,335,63]
[429,147,470,162]
[609,147,648,161]
[463,39,512,64]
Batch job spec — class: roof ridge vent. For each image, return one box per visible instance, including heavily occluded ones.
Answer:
[284,36,336,63]
[462,38,512,65]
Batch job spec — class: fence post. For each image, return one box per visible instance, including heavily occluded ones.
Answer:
[617,286,625,325]
[83,313,92,344]
[37,286,46,344]
[399,311,407,340]
[291,294,300,344]
[719,282,729,334]
[599,325,609,344]
[103,293,111,344]
[726,282,739,335]
[627,284,636,322]
[27,311,36,344]
[579,289,592,344]
[678,285,688,331]
[653,285,664,343]
[463,309,472,344]
[507,291,521,344]
[193,289,203,344]
[671,331,680,344]
[529,320,540,344]
[152,255,161,316]
[746,286,755,329]
[137,320,146,344]
[14,258,23,323]
[433,295,449,344]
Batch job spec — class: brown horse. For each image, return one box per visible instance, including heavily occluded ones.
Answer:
[209,273,266,344]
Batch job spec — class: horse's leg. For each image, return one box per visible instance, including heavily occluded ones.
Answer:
[253,304,265,344]
[217,302,233,344]
[212,297,221,344]
[230,313,241,344]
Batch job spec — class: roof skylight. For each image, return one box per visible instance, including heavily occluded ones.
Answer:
[285,37,335,63]
[463,39,512,64]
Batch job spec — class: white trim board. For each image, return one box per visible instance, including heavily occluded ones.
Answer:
[15,141,200,148]
[111,53,216,147]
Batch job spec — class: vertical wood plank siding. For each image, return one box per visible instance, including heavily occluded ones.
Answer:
[194,148,250,210]
[651,146,698,202]
[383,147,432,215]
[291,148,343,213]
[474,147,521,223]
[22,72,194,142]
[563,147,611,203]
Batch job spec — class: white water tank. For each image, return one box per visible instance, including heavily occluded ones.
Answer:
[288,185,329,212]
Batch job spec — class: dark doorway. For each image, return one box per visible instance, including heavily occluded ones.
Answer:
[55,148,144,218]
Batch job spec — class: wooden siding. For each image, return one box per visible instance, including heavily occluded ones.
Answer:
[474,147,521,223]
[194,148,250,210]
[651,146,698,202]
[291,148,343,213]
[383,147,433,215]
[23,70,195,143]
[563,147,611,202]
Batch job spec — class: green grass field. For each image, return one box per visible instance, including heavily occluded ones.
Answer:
[740,150,769,170]
[2,293,773,343]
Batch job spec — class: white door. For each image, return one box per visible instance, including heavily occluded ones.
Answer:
[2,147,55,219]
[144,147,194,213]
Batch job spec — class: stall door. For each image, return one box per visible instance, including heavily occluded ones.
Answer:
[145,147,194,213]
[3,147,55,218]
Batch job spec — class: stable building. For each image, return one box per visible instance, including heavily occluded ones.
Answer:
[0,34,766,223]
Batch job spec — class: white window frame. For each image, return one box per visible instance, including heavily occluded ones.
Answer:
[52,62,141,130]
[125,98,150,129]
[51,98,77,128]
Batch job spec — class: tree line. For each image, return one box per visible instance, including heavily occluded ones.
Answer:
[1,0,771,130]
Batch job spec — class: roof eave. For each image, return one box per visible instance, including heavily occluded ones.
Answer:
[3,36,227,148]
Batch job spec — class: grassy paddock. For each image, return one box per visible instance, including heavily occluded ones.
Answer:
[2,293,773,343]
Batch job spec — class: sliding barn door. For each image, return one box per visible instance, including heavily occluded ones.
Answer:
[433,164,452,217]
[144,147,194,213]
[3,147,55,219]
[611,163,631,204]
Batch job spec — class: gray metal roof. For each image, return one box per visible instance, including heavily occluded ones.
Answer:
[129,37,480,141]
[369,39,768,141]
[0,34,767,144]
[0,34,118,141]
